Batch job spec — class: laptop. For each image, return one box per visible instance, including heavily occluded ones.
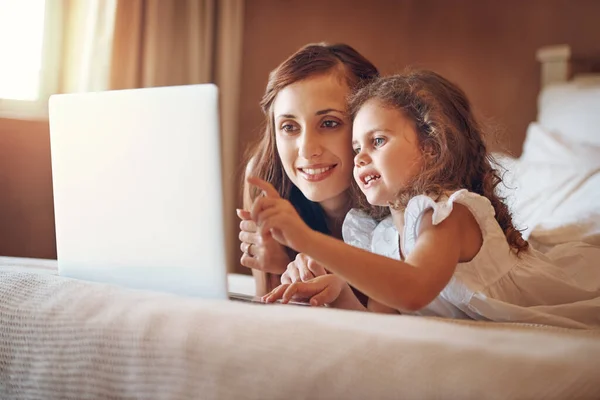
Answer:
[48,84,307,305]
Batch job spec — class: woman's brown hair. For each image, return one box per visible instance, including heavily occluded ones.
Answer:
[244,43,379,234]
[348,70,528,253]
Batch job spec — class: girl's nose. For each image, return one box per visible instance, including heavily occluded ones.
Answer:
[354,151,370,167]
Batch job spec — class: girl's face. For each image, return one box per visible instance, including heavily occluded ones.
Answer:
[273,72,354,214]
[352,99,423,206]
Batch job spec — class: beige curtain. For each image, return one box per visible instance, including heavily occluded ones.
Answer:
[109,0,245,273]
[56,0,117,93]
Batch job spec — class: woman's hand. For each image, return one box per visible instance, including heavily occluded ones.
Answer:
[247,177,315,253]
[237,209,290,275]
[262,274,347,307]
[281,253,327,284]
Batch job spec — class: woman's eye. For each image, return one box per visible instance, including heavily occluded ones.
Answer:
[281,124,297,133]
[322,120,340,129]
[373,137,386,147]
[353,146,361,154]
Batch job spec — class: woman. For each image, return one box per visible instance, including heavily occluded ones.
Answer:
[237,43,379,296]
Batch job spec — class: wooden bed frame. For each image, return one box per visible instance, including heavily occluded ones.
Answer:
[537,44,600,88]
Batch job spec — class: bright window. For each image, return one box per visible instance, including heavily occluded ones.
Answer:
[0,0,116,119]
[0,0,47,101]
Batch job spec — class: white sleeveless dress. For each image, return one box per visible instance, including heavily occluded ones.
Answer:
[342,189,600,329]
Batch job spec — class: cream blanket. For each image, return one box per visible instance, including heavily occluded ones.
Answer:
[1,271,599,400]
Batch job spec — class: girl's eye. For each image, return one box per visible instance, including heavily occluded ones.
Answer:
[353,146,361,155]
[322,120,340,129]
[373,137,386,148]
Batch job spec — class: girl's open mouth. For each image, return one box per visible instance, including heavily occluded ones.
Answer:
[360,172,381,188]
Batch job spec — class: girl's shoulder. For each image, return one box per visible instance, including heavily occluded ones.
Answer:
[342,209,399,259]
[403,189,498,254]
[342,190,501,259]
[342,209,379,251]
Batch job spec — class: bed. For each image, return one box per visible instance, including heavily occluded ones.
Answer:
[495,44,600,249]
[1,45,600,400]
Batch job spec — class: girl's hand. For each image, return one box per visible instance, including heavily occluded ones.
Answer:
[281,253,327,284]
[247,177,314,252]
[262,274,347,307]
[236,209,290,275]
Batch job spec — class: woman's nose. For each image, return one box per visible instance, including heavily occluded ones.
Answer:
[298,131,323,159]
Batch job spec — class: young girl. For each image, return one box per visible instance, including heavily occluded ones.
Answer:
[248,70,600,329]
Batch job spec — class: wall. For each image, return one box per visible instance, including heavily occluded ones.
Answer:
[2,0,600,261]
[238,0,600,158]
[0,118,56,259]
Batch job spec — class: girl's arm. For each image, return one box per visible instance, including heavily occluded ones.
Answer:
[249,177,470,312]
[296,211,462,312]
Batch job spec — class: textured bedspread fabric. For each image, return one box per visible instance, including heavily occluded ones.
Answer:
[1,271,600,400]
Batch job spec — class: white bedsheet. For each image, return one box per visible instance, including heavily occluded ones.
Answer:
[1,270,599,400]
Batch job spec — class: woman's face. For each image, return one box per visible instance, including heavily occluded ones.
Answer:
[273,72,354,214]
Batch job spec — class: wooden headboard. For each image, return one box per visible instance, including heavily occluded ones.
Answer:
[537,44,600,89]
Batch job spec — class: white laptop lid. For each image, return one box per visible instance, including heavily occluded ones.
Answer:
[48,84,228,299]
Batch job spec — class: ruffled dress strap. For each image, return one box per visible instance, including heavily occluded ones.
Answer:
[342,209,400,259]
[342,209,378,251]
[403,189,498,256]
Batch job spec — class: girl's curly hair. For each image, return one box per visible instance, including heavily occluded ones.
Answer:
[348,69,528,253]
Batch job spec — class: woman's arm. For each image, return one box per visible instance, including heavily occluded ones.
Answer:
[241,163,290,296]
[331,284,368,311]
[263,274,368,311]
[243,180,275,296]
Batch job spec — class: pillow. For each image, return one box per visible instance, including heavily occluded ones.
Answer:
[520,122,600,169]
[537,76,600,147]
[498,123,600,246]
